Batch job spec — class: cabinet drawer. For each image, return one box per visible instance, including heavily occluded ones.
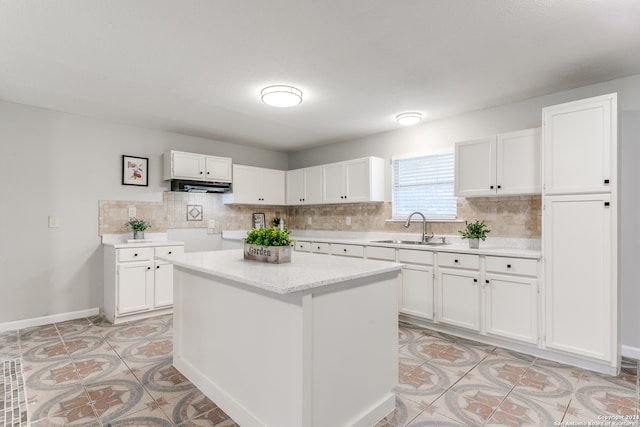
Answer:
[312,242,330,254]
[117,247,154,262]
[295,241,311,252]
[438,252,479,269]
[486,256,538,277]
[366,246,396,261]
[330,244,364,258]
[155,245,184,260]
[398,249,433,265]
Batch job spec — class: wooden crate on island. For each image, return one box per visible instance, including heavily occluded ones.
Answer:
[243,244,292,264]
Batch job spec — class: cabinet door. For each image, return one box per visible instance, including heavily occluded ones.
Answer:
[117,262,152,315]
[455,137,497,197]
[400,265,434,320]
[497,128,541,195]
[260,169,285,205]
[172,152,205,180]
[323,163,346,203]
[286,169,305,205]
[436,268,480,331]
[232,165,261,203]
[303,166,324,204]
[204,156,232,182]
[485,274,538,344]
[154,261,174,308]
[345,158,371,202]
[543,94,616,195]
[544,194,613,361]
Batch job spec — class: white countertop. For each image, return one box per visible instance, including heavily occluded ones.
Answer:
[102,233,184,249]
[223,230,541,259]
[161,249,403,295]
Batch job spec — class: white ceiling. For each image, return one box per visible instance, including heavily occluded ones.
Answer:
[2,1,640,152]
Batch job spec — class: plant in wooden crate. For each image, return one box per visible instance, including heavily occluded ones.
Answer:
[243,227,293,263]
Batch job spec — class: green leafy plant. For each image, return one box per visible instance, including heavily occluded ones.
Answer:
[125,217,151,232]
[244,227,293,247]
[458,220,491,241]
[272,217,282,227]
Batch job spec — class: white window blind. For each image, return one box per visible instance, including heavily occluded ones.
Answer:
[392,152,457,219]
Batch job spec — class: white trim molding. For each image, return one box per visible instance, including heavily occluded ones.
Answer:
[0,308,100,332]
[622,345,640,360]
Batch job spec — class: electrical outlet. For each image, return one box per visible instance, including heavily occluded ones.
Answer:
[208,219,215,228]
[346,216,351,226]
[48,215,59,228]
[128,207,136,217]
[307,216,313,225]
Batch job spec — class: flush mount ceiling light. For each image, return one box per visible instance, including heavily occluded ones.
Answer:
[261,85,303,108]
[396,112,423,126]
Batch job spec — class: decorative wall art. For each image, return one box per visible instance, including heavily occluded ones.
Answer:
[122,155,148,186]
[187,205,203,221]
[252,213,265,229]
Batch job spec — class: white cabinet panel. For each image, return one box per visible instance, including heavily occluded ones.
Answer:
[154,261,174,308]
[485,274,538,344]
[436,268,480,331]
[455,129,540,197]
[322,157,384,203]
[366,246,396,261]
[543,94,615,195]
[455,137,496,197]
[497,128,541,195]
[330,244,364,258]
[401,265,434,320]
[544,194,613,361]
[287,166,323,205]
[485,256,537,277]
[117,261,152,315]
[224,165,285,205]
[294,241,311,252]
[164,150,232,182]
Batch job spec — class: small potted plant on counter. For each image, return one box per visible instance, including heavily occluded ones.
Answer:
[243,227,294,264]
[125,217,151,240]
[459,220,491,249]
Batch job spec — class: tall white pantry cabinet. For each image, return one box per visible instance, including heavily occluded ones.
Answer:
[542,93,619,374]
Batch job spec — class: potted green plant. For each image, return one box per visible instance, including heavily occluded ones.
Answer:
[125,217,151,240]
[458,220,491,249]
[243,227,294,264]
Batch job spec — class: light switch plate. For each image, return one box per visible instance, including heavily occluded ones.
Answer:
[307,217,312,225]
[346,216,351,226]
[208,219,215,228]
[48,215,59,228]
[128,207,136,217]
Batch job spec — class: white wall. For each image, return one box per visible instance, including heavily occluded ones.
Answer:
[0,101,288,323]
[289,73,640,353]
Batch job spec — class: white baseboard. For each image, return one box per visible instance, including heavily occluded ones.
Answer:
[622,345,640,360]
[0,308,100,333]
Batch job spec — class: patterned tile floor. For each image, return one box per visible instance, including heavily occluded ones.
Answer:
[0,315,637,426]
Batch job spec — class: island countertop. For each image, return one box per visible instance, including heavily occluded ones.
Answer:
[161,249,403,295]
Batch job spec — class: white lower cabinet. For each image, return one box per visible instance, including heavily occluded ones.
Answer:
[436,268,481,331]
[154,261,175,308]
[117,261,153,315]
[484,274,538,344]
[104,243,184,324]
[397,249,434,320]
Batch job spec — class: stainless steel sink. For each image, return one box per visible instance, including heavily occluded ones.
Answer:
[372,239,423,245]
[371,239,451,246]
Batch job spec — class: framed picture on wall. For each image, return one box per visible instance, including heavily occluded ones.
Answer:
[122,155,148,186]
[252,213,266,229]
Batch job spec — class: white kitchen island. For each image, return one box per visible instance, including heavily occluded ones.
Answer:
[164,249,403,427]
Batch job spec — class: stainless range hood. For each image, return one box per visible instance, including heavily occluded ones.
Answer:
[170,179,231,193]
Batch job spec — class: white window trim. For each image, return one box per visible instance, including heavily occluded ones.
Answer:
[391,149,458,221]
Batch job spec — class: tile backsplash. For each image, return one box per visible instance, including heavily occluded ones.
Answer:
[99,193,541,238]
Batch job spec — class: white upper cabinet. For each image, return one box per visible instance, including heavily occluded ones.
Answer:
[455,128,541,197]
[542,94,616,195]
[223,164,285,205]
[322,157,385,204]
[286,166,323,205]
[163,150,232,182]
